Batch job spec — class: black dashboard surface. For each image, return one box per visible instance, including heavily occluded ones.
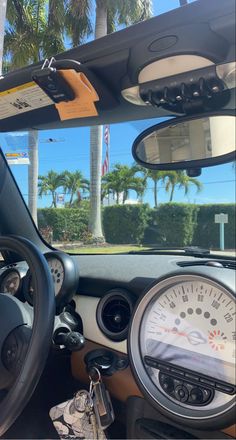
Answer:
[73,254,235,298]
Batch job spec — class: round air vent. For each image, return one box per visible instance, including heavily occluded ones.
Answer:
[96,289,134,341]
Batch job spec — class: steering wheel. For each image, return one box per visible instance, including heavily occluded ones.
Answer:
[0,236,55,436]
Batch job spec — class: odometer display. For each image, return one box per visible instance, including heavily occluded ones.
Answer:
[141,279,236,385]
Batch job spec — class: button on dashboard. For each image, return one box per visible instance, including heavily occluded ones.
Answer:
[145,357,157,368]
[215,383,235,394]
[185,372,199,382]
[190,388,203,404]
[162,376,175,393]
[175,385,189,402]
[170,367,185,376]
[158,364,170,372]
[199,378,215,387]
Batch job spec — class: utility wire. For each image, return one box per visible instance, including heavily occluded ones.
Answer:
[20,179,236,197]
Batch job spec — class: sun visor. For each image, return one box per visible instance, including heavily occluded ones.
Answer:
[0,59,117,132]
[0,0,235,132]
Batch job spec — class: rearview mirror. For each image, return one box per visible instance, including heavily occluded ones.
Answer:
[132,113,235,171]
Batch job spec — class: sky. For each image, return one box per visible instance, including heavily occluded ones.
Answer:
[0,0,235,209]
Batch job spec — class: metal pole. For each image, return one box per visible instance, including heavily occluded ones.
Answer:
[107,126,110,206]
[0,0,8,76]
[220,222,225,251]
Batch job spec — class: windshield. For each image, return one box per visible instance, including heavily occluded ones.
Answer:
[0,122,235,256]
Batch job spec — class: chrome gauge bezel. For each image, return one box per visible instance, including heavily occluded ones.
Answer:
[23,251,78,311]
[128,273,236,429]
[0,269,21,296]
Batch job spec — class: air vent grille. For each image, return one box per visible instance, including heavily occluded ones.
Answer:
[103,298,131,334]
[97,290,134,341]
[178,260,236,270]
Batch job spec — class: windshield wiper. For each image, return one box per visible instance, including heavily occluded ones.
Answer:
[129,246,210,257]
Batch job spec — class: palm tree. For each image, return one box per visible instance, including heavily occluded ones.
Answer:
[65,0,152,240]
[63,170,90,206]
[144,169,167,208]
[4,0,66,225]
[164,170,202,202]
[0,0,7,76]
[38,170,66,208]
[102,163,146,204]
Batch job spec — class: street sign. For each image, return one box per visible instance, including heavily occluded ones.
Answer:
[214,213,228,250]
[5,152,30,165]
[215,213,228,224]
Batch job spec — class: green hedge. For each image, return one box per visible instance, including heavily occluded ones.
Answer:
[37,202,235,249]
[145,203,199,247]
[38,203,89,242]
[103,204,150,244]
[193,204,236,249]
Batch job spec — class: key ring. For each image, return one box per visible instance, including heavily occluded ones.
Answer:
[89,366,101,385]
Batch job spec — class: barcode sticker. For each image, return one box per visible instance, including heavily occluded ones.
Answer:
[0,81,54,120]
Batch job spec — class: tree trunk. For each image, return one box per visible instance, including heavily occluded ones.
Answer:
[0,0,7,76]
[154,180,158,208]
[95,0,107,39]
[122,191,127,204]
[89,0,107,241]
[28,130,39,225]
[69,191,74,206]
[89,125,104,238]
[169,184,175,202]
[51,192,57,208]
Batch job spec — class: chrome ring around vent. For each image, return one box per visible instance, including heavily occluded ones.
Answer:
[96,289,135,341]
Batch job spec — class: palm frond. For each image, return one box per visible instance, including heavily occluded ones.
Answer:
[65,0,92,47]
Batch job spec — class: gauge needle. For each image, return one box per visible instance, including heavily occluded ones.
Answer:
[158,326,207,345]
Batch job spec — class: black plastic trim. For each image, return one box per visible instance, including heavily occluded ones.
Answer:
[144,356,236,395]
[96,289,135,341]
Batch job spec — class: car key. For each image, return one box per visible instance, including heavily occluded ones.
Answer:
[89,367,115,431]
[93,379,115,430]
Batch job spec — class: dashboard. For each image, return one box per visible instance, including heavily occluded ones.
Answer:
[0,250,235,433]
[0,250,78,311]
[73,254,236,432]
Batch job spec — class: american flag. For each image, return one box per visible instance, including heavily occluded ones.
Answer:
[102,125,110,176]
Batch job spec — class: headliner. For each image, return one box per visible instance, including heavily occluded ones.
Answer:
[0,0,235,133]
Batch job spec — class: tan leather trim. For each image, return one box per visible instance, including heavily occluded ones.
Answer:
[71,340,142,401]
[222,425,236,438]
[71,340,235,435]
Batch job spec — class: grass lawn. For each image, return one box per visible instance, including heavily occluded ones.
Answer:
[60,244,150,254]
[57,244,236,256]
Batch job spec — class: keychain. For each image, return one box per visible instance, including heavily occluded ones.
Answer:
[49,367,114,439]
[89,367,115,431]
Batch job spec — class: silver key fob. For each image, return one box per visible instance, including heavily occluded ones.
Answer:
[93,381,115,430]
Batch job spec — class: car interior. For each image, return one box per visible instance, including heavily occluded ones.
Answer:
[0,0,235,438]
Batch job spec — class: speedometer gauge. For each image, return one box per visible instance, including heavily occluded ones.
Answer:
[129,273,236,429]
[141,278,235,385]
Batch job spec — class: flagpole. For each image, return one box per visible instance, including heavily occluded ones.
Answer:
[107,126,110,205]
[102,125,110,205]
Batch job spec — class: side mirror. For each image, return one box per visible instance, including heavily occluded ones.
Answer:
[132,112,235,171]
